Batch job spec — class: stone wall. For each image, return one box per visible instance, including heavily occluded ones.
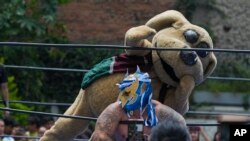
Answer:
[192,0,250,50]
[192,0,250,75]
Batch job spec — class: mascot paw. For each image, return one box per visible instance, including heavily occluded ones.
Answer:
[125,25,156,56]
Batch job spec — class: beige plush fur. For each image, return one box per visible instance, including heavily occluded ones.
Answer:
[41,10,217,141]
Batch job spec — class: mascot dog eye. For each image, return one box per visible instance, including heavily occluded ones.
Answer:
[196,42,210,58]
[184,29,199,43]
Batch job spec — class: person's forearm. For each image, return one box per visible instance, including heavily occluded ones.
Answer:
[155,102,186,125]
[94,102,123,137]
[90,131,114,141]
[1,83,9,107]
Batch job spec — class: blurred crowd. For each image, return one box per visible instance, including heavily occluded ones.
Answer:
[0,115,95,141]
[0,116,55,141]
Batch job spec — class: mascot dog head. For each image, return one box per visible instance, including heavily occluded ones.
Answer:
[143,10,217,86]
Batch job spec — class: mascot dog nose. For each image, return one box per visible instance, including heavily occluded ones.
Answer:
[180,50,197,65]
[184,30,199,43]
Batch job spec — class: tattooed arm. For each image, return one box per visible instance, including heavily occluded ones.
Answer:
[90,101,124,141]
[153,100,186,125]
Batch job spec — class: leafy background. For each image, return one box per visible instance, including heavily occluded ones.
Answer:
[0,0,121,124]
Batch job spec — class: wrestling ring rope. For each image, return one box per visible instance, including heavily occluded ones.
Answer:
[0,42,250,140]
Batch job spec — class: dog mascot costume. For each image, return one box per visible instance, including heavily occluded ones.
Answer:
[41,10,217,141]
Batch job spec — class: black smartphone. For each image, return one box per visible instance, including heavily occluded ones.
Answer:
[127,120,144,141]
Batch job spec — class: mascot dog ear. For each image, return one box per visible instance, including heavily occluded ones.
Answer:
[124,10,189,56]
[146,10,189,31]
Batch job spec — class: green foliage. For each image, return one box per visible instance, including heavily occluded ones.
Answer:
[7,76,34,125]
[2,47,45,101]
[58,0,72,4]
[0,0,64,41]
[40,48,122,104]
[0,57,32,124]
[0,0,122,114]
[0,0,68,110]
[197,80,250,94]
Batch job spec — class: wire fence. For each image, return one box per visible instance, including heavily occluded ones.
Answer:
[4,65,250,82]
[1,100,250,116]
[1,41,250,128]
[0,107,237,126]
[1,42,250,53]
